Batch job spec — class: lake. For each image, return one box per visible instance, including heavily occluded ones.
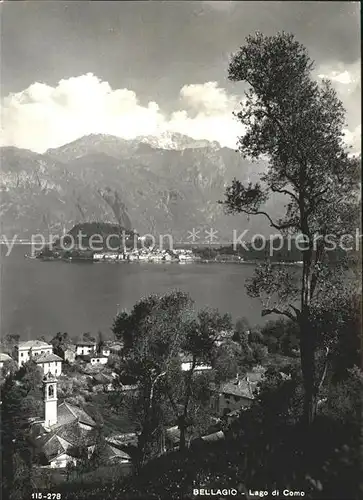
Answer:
[1,245,270,341]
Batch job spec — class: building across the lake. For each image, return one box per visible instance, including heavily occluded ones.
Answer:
[16,340,53,367]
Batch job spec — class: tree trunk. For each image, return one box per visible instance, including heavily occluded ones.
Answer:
[299,308,317,426]
[179,415,187,452]
[300,236,318,427]
[179,358,197,451]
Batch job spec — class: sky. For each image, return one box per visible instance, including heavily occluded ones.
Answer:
[0,1,361,153]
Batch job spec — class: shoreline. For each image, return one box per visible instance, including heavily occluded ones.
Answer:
[32,255,303,266]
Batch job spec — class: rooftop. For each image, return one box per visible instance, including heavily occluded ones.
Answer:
[106,445,132,461]
[59,344,77,353]
[18,340,52,350]
[212,372,264,399]
[76,340,97,346]
[200,430,225,443]
[52,401,96,429]
[90,353,108,359]
[41,434,72,461]
[0,352,12,362]
[35,352,63,363]
[93,372,113,384]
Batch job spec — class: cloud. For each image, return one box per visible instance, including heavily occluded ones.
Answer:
[343,124,361,154]
[0,74,244,152]
[316,60,360,92]
[1,70,359,154]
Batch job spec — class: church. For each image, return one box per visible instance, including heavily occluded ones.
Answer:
[31,372,132,469]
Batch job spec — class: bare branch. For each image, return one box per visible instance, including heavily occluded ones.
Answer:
[261,307,298,322]
[270,185,299,203]
[249,210,298,231]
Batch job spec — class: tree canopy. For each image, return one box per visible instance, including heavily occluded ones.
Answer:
[221,31,360,425]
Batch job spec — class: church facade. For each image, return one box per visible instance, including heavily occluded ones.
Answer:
[32,372,132,469]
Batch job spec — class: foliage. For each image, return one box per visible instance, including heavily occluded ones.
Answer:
[51,331,71,357]
[221,31,360,425]
[1,357,18,380]
[83,332,96,343]
[97,331,105,352]
[112,291,234,464]
[260,317,300,355]
[1,360,45,499]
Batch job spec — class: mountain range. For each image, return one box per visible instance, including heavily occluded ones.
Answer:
[0,133,276,242]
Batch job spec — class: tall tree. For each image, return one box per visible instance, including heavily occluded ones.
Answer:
[112,291,194,470]
[165,308,232,450]
[221,32,360,425]
[1,360,43,499]
[50,331,70,357]
[83,332,96,344]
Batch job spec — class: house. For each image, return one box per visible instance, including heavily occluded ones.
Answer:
[210,370,265,417]
[0,352,12,371]
[35,352,63,376]
[92,372,114,392]
[191,430,225,450]
[105,444,133,465]
[106,433,138,448]
[90,353,108,366]
[58,344,76,363]
[165,427,225,452]
[165,426,181,451]
[31,373,133,470]
[215,329,235,347]
[101,346,110,357]
[179,354,212,373]
[75,340,96,356]
[16,340,53,367]
[109,342,124,355]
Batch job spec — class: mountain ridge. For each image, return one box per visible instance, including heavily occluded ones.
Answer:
[1,133,273,240]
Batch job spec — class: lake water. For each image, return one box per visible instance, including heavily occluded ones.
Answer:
[1,245,269,340]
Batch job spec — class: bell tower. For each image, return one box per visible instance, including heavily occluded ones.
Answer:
[43,372,58,428]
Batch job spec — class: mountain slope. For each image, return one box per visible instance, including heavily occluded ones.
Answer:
[0,134,273,241]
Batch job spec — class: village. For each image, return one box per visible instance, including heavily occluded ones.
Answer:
[92,247,197,263]
[0,331,270,474]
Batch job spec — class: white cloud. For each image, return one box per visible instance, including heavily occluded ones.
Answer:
[0,73,243,152]
[343,124,361,154]
[317,60,360,93]
[1,71,359,154]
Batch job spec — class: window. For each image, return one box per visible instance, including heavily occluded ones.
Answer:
[41,351,44,354]
[20,352,24,357]
[97,359,100,363]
